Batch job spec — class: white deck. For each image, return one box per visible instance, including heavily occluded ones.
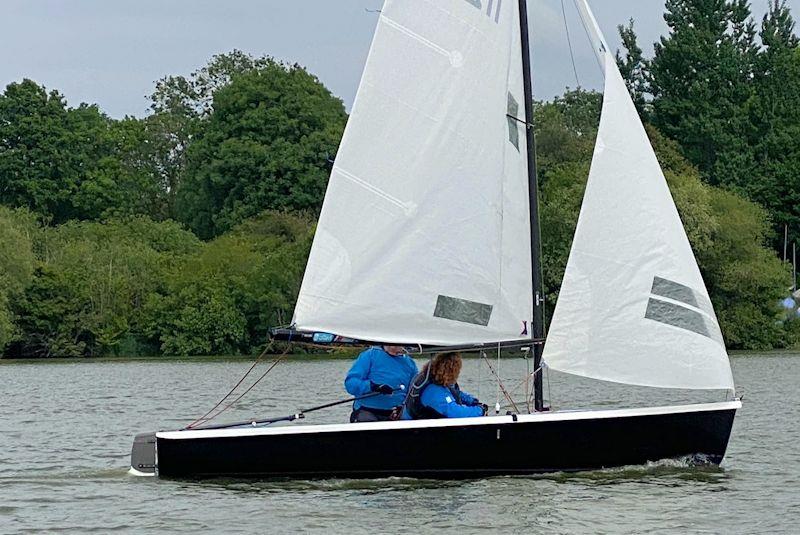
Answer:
[156,400,741,441]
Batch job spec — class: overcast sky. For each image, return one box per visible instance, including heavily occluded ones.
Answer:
[1,0,798,117]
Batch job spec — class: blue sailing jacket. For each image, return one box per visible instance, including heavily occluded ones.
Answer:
[345,347,418,411]
[402,384,484,419]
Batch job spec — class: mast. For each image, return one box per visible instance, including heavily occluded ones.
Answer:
[518,0,545,412]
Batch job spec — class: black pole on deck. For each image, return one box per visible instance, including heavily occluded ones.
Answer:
[186,389,399,431]
[518,0,545,412]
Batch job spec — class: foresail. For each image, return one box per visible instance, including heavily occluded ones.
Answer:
[542,1,734,390]
[293,0,532,345]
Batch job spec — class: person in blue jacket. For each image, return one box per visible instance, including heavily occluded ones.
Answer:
[402,352,487,420]
[345,345,418,422]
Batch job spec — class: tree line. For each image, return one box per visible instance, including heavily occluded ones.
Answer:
[0,1,798,357]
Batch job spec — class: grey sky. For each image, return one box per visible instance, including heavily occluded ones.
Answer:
[1,0,797,117]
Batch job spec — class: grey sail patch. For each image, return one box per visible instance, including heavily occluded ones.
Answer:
[645,298,712,339]
[507,92,520,150]
[651,277,697,307]
[651,276,715,316]
[434,295,493,326]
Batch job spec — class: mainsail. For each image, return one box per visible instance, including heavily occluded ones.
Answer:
[293,0,533,345]
[542,0,735,390]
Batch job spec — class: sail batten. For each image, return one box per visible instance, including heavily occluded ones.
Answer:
[293,0,532,346]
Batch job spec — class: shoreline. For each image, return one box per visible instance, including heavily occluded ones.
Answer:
[2,348,799,364]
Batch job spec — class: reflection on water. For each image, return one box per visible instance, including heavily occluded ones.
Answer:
[0,353,798,533]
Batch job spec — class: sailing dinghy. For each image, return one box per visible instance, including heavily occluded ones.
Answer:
[131,0,740,479]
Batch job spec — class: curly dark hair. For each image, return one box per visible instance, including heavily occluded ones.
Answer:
[428,352,463,386]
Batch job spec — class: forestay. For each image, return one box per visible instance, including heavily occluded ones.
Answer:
[542,0,735,390]
[294,0,532,345]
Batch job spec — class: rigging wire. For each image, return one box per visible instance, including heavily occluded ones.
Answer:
[184,340,275,429]
[477,348,484,408]
[561,0,581,88]
[481,350,521,414]
[185,339,291,429]
[200,349,290,425]
[526,363,545,410]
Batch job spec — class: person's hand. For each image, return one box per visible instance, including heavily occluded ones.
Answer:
[370,382,394,395]
[479,403,489,416]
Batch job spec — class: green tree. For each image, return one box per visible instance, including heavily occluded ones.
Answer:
[144,279,248,356]
[145,51,288,218]
[649,0,758,190]
[748,1,800,249]
[615,19,651,117]
[10,218,201,357]
[151,49,280,118]
[143,211,313,355]
[0,80,164,223]
[175,62,346,238]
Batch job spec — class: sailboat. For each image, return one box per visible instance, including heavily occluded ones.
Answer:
[130,0,740,479]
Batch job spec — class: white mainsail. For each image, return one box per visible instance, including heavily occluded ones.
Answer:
[293,0,533,345]
[542,0,735,390]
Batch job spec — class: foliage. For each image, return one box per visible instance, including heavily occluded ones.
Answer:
[9,218,201,357]
[0,207,38,350]
[151,49,280,118]
[615,19,651,118]
[2,211,311,358]
[175,60,346,239]
[0,80,161,223]
[142,211,313,356]
[144,50,281,218]
[535,90,600,305]
[748,2,800,249]
[649,0,758,192]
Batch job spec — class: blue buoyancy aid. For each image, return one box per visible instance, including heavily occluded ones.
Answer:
[344,347,418,411]
[402,369,483,420]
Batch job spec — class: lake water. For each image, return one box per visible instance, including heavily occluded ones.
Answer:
[1,352,798,534]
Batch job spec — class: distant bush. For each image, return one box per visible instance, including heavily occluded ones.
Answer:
[7,217,201,357]
[0,207,37,351]
[142,211,313,356]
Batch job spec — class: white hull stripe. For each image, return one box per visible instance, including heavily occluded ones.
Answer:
[157,401,741,441]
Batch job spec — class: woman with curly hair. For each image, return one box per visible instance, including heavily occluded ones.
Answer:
[402,352,487,420]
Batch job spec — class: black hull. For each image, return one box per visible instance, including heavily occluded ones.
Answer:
[148,402,739,479]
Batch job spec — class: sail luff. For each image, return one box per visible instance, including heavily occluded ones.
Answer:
[573,0,609,73]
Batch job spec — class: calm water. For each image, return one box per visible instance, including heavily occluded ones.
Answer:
[1,352,798,534]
